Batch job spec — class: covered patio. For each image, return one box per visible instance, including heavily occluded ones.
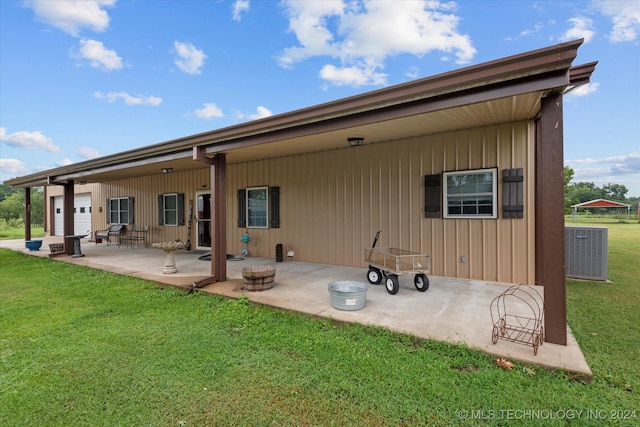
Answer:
[1,236,592,380]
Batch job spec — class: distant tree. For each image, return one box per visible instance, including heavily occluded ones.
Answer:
[565,181,602,207]
[0,184,17,202]
[563,166,574,189]
[0,187,44,225]
[602,183,628,201]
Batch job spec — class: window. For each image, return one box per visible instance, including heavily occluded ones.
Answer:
[443,169,497,218]
[108,197,132,224]
[157,193,185,226]
[247,187,268,228]
[237,186,279,228]
[163,193,178,226]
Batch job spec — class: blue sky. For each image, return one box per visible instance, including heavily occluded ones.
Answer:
[1,0,639,196]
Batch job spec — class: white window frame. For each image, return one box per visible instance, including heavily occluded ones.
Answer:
[163,193,179,227]
[443,168,498,219]
[109,197,130,224]
[246,186,268,228]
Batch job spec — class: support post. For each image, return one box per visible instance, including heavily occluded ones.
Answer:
[63,181,75,255]
[192,147,227,286]
[24,187,32,242]
[536,93,567,345]
[210,153,227,281]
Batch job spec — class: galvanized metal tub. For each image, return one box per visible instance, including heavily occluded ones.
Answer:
[328,281,367,311]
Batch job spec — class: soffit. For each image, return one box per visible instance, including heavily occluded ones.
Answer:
[25,92,543,184]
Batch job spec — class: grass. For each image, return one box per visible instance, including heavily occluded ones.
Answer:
[0,225,44,240]
[1,221,638,426]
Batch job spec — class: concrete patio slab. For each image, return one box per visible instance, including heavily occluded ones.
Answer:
[1,236,592,381]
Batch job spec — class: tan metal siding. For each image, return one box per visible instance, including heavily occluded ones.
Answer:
[43,122,536,284]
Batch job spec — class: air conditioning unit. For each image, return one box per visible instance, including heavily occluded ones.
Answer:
[565,226,608,281]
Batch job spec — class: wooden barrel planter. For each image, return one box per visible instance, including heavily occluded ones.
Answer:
[242,265,276,291]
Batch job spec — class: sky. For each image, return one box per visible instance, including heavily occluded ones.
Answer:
[1,0,639,196]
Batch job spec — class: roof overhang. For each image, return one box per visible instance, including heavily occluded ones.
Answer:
[5,39,596,188]
[571,199,631,209]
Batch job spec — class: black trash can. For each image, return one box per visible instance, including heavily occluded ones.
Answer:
[276,243,283,262]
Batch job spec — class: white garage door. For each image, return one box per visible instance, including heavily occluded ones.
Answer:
[52,193,92,237]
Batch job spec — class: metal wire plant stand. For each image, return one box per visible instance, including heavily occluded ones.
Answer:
[490,284,545,355]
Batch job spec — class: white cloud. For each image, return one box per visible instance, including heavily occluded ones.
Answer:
[73,38,123,71]
[593,0,640,42]
[25,0,116,36]
[94,91,162,106]
[57,158,74,167]
[567,81,599,97]
[77,147,101,159]
[0,158,28,177]
[277,0,476,87]
[560,17,595,43]
[0,127,60,152]
[232,0,250,22]
[235,106,273,121]
[173,41,207,75]
[193,103,224,120]
[567,152,640,176]
[319,64,386,87]
[519,23,543,37]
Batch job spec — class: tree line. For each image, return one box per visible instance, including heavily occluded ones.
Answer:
[564,166,639,215]
[0,184,45,227]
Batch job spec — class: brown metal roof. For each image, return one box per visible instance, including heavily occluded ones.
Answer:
[5,39,593,187]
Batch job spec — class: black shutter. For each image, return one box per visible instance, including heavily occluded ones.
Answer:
[270,186,280,228]
[424,174,441,218]
[106,198,111,224]
[502,168,524,218]
[178,193,185,226]
[158,195,164,225]
[237,189,246,228]
[128,197,135,224]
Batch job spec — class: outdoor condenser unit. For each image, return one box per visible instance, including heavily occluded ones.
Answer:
[565,226,608,281]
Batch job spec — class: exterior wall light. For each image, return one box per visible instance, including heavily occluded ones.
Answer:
[348,137,364,147]
[161,168,173,174]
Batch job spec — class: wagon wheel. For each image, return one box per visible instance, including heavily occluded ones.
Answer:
[385,275,399,295]
[539,326,544,345]
[367,267,383,285]
[533,335,539,355]
[414,274,429,292]
[499,318,507,336]
[491,326,499,344]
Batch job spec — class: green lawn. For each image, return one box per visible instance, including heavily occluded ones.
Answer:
[1,221,638,426]
[0,225,44,240]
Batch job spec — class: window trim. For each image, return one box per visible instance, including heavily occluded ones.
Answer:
[162,193,179,227]
[107,196,133,224]
[443,168,498,219]
[246,186,269,229]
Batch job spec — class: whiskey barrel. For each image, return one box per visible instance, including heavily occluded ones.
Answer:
[241,265,276,291]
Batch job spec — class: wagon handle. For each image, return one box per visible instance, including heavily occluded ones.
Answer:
[371,230,381,248]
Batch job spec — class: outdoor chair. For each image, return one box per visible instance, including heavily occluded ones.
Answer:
[122,224,139,249]
[94,224,126,246]
[126,225,149,249]
[133,225,150,248]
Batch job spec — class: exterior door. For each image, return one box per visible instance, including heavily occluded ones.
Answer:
[196,191,211,249]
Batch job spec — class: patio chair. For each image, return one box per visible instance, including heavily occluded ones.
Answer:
[130,225,149,248]
[122,224,139,249]
[94,224,126,246]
